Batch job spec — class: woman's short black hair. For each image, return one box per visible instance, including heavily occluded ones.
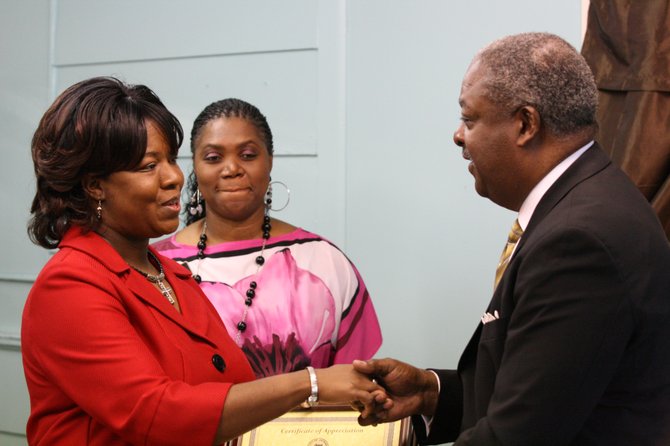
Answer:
[28,76,183,249]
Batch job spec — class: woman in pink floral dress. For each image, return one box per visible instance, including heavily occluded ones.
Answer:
[154,98,382,377]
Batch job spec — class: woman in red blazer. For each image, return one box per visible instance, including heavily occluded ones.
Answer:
[22,77,383,446]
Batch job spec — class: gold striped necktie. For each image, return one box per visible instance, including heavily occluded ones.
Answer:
[494,219,523,289]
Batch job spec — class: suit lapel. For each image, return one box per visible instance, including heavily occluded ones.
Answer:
[515,143,612,257]
[459,324,483,369]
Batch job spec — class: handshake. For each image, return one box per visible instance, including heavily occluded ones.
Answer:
[315,358,440,427]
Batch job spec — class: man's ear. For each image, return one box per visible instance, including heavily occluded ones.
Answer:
[515,105,541,146]
[82,174,104,201]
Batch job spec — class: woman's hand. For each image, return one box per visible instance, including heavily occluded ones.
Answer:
[316,364,389,411]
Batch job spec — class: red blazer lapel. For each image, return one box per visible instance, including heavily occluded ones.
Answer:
[61,229,223,348]
[127,263,224,348]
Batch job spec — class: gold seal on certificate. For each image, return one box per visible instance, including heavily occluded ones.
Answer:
[230,406,416,446]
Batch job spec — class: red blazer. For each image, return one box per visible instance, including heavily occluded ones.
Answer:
[22,227,255,445]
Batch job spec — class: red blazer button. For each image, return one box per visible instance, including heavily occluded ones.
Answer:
[212,354,226,372]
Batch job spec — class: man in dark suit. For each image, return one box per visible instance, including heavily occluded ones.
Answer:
[355,32,670,445]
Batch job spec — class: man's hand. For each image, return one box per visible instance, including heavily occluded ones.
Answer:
[353,358,439,426]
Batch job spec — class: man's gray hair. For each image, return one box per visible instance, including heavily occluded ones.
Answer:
[476,32,598,136]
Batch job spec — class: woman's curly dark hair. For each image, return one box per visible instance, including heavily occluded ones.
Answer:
[28,76,183,249]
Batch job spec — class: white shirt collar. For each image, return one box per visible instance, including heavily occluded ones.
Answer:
[517,141,594,230]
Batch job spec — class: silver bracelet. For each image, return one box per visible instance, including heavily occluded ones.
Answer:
[304,366,319,407]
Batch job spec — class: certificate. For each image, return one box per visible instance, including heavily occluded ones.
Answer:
[229,406,416,446]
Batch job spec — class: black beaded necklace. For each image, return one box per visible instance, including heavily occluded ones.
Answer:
[192,199,272,345]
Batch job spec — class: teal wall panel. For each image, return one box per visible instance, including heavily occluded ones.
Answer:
[54,0,317,65]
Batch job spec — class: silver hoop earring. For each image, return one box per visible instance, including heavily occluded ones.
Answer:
[267,181,290,212]
[188,189,204,217]
[96,200,103,220]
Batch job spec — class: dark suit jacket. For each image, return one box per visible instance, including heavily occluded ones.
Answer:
[415,144,670,445]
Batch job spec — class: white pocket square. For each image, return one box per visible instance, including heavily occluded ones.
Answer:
[481,310,500,325]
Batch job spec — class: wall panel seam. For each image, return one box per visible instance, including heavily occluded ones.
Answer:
[0,275,36,283]
[0,332,21,351]
[54,47,319,68]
